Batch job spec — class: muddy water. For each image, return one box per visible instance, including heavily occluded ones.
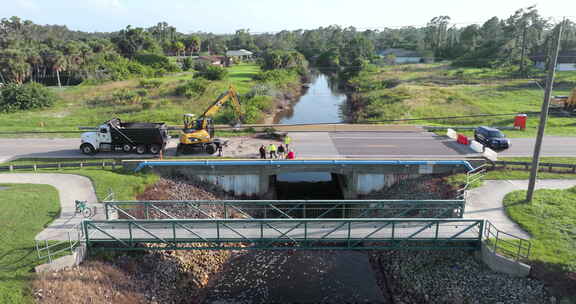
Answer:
[274,71,347,124]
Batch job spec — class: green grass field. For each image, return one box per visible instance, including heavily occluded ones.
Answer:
[351,64,576,137]
[504,187,576,272]
[0,64,262,137]
[0,184,60,304]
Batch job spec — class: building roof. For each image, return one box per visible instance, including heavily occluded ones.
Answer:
[226,49,253,56]
[531,50,576,64]
[378,48,423,57]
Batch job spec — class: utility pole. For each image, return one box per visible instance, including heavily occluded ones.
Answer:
[526,20,565,202]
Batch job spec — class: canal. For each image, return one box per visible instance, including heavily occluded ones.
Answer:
[274,71,347,124]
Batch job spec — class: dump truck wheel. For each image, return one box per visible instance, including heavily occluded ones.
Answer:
[149,144,161,154]
[136,144,147,155]
[122,144,132,153]
[80,143,96,155]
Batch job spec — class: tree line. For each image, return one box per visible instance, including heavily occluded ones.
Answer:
[1,7,575,86]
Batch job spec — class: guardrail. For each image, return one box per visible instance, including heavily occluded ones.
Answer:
[0,160,121,172]
[492,161,576,173]
[483,221,531,261]
[35,225,82,264]
[456,164,488,200]
[104,199,467,220]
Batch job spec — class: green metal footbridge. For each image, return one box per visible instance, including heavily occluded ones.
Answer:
[82,218,485,251]
[79,199,486,251]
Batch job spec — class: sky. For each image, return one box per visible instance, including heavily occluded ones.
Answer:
[1,0,575,34]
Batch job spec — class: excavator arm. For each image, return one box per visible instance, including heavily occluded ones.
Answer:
[200,86,243,122]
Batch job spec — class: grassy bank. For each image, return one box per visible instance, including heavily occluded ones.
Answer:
[0,162,159,200]
[0,184,60,304]
[504,187,576,271]
[0,64,262,136]
[348,63,576,137]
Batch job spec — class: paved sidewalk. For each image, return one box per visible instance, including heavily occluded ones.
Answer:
[0,173,101,241]
[465,179,576,239]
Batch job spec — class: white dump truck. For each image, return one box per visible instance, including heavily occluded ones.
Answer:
[80,118,168,155]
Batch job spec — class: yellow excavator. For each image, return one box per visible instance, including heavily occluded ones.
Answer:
[176,86,243,155]
[553,88,576,112]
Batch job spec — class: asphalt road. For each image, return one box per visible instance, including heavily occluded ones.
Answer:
[1,133,575,162]
[503,137,576,157]
[291,131,477,159]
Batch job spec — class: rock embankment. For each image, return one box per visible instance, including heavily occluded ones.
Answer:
[33,176,238,304]
[371,250,550,304]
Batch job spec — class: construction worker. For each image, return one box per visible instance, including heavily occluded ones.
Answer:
[267,143,277,159]
[277,144,286,159]
[286,149,295,160]
[259,145,266,159]
[284,135,292,149]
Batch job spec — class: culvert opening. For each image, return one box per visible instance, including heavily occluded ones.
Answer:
[275,172,344,200]
[272,172,344,218]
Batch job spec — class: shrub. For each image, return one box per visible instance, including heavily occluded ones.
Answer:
[182,57,193,71]
[0,83,57,113]
[139,79,162,89]
[135,89,148,97]
[174,78,210,98]
[141,99,155,110]
[134,53,180,72]
[196,65,228,81]
[111,88,141,105]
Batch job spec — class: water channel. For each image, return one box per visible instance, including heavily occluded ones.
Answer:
[274,71,347,124]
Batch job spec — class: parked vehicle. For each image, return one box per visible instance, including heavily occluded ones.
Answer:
[474,126,510,150]
[80,118,168,155]
[177,86,242,155]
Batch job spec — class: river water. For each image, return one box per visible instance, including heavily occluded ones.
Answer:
[274,71,347,124]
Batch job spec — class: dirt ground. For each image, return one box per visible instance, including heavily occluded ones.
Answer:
[218,135,283,158]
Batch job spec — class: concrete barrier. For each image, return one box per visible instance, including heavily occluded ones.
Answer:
[446,128,457,139]
[475,242,531,277]
[470,140,484,153]
[483,147,498,162]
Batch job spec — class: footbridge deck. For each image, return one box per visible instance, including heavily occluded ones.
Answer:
[82,218,484,251]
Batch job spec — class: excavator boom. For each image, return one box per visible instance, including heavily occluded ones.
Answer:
[200,86,242,120]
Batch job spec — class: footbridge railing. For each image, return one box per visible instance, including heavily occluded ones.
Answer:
[104,199,467,220]
[82,218,484,251]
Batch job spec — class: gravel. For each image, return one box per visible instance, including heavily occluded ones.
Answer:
[371,250,551,304]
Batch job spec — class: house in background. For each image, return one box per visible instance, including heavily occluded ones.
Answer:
[226,49,253,65]
[378,48,430,64]
[531,50,576,71]
[226,49,253,63]
[195,55,226,66]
